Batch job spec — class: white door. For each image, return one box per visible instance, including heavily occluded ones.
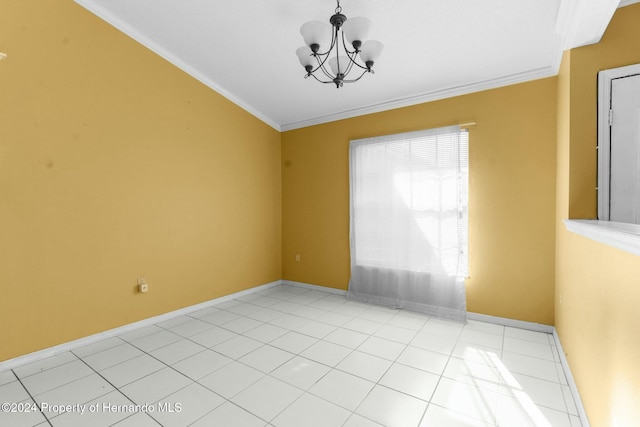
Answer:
[610,74,640,224]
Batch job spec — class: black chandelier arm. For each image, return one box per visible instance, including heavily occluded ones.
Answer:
[313,25,340,58]
[307,47,367,83]
[340,34,371,72]
[318,63,336,81]
[306,72,341,85]
[307,25,340,79]
[305,67,371,86]
[345,50,362,74]
[340,32,359,56]
[309,52,333,78]
[299,0,379,88]
[305,50,336,80]
[317,33,359,79]
[339,68,371,84]
[313,54,338,80]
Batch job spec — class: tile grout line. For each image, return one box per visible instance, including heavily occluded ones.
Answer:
[3,283,583,427]
[414,318,466,426]
[248,287,404,425]
[72,353,165,426]
[218,287,350,425]
[9,369,54,427]
[171,286,348,425]
[109,323,269,426]
[0,280,286,373]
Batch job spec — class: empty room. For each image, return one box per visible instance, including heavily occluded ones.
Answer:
[1,1,639,426]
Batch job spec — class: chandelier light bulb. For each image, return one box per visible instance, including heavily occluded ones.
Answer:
[296,46,315,72]
[342,17,372,50]
[329,55,349,76]
[300,21,330,53]
[360,40,384,68]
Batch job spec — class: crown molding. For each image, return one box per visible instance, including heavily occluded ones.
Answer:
[282,0,620,131]
[74,0,281,131]
[619,0,640,7]
[555,0,619,50]
[72,0,564,133]
[76,0,623,133]
[281,66,558,131]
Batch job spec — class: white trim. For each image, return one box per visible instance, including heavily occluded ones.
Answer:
[1,278,588,427]
[467,311,588,425]
[553,329,591,427]
[597,64,640,221]
[282,280,347,296]
[619,0,640,8]
[564,219,640,256]
[466,312,554,333]
[281,67,557,131]
[598,68,612,220]
[73,0,281,131]
[466,312,589,424]
[73,0,626,133]
[555,0,618,50]
[0,280,283,372]
[75,0,557,133]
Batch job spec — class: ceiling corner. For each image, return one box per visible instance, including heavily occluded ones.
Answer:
[558,0,620,50]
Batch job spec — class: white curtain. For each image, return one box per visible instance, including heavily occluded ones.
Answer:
[348,125,468,322]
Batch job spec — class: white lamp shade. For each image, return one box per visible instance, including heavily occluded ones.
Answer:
[296,46,315,68]
[360,40,384,64]
[300,20,331,50]
[342,17,372,45]
[329,56,349,76]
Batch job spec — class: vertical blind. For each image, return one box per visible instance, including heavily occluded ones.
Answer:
[348,125,468,321]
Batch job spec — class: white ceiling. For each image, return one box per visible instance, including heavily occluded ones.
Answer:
[74,0,628,131]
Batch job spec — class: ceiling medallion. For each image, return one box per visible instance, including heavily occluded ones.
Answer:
[296,0,383,88]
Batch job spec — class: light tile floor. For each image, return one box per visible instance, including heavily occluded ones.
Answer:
[0,284,583,426]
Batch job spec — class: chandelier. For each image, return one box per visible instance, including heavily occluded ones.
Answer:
[296,0,383,88]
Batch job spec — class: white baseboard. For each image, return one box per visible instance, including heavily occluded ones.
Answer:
[282,280,347,296]
[466,311,555,333]
[0,279,590,427]
[553,329,591,427]
[466,312,588,426]
[284,280,587,427]
[0,279,283,372]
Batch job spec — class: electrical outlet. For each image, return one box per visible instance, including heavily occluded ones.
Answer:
[295,254,301,262]
[138,283,149,293]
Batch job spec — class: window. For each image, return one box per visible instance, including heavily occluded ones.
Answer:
[348,125,468,321]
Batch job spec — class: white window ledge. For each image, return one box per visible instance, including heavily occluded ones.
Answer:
[564,219,640,256]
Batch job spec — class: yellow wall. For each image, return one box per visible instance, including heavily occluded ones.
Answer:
[0,0,282,362]
[282,79,558,325]
[4,2,638,423]
[555,4,640,426]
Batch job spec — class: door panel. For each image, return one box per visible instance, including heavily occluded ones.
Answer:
[610,74,640,224]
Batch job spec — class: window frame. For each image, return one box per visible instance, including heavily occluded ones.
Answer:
[349,125,469,277]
